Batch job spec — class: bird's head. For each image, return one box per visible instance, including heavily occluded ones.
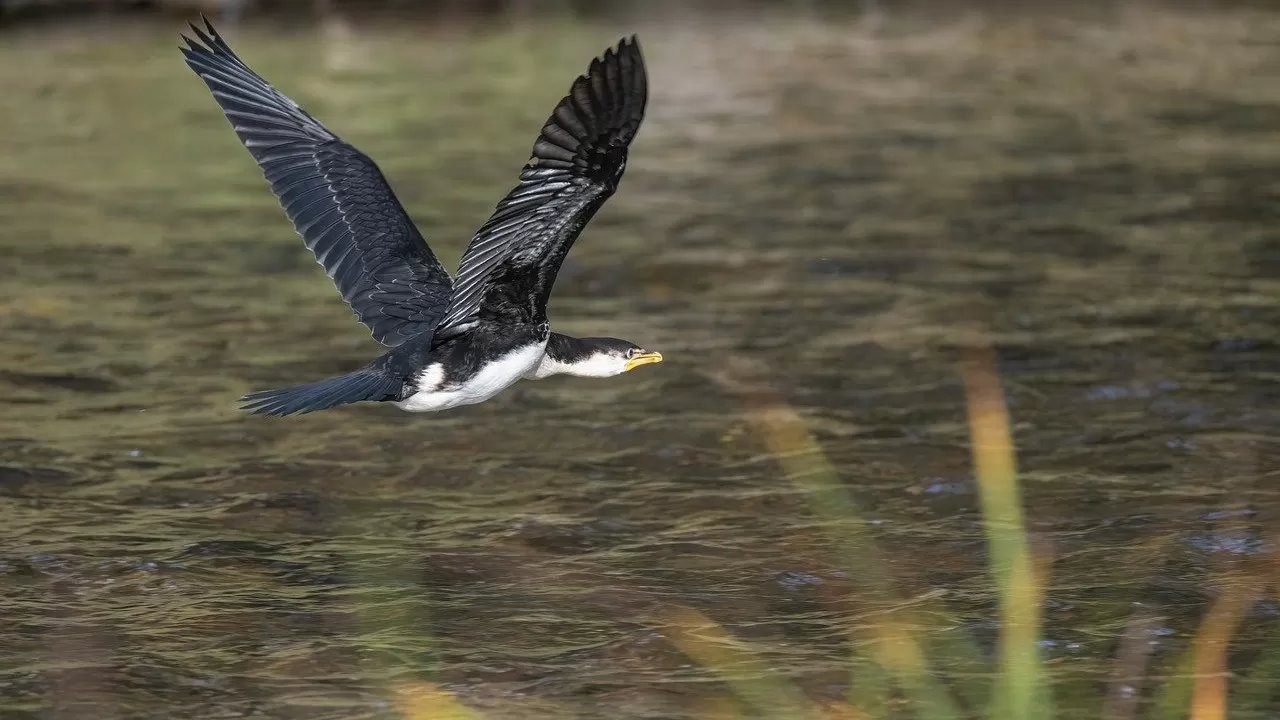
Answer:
[535,335,663,378]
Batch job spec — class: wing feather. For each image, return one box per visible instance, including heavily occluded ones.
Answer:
[181,18,453,347]
[435,36,647,335]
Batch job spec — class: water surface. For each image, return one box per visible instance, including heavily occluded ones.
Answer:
[2,8,1280,718]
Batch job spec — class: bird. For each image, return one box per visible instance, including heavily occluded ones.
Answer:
[180,18,661,417]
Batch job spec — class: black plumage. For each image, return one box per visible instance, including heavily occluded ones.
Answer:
[181,19,653,416]
[240,360,406,417]
[181,21,453,347]
[436,35,647,336]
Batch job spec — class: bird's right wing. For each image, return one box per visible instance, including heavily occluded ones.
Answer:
[181,19,453,347]
[434,36,647,336]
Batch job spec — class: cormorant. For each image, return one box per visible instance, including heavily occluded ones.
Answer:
[180,19,660,417]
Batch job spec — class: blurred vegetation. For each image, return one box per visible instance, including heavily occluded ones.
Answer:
[0,0,1269,31]
[6,0,857,27]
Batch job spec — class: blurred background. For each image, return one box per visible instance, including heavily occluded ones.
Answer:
[3,1,1280,718]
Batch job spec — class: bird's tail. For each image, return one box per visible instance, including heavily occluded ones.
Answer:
[240,368,403,417]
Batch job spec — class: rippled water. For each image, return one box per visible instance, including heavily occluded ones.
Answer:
[3,7,1280,719]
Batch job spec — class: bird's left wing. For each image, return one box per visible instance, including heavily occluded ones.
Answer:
[181,19,454,347]
[434,36,647,337]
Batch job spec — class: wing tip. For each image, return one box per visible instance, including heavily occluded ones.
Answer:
[606,34,644,70]
[178,13,235,62]
[560,34,649,128]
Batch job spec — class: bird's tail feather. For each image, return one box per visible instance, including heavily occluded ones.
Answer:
[241,369,402,417]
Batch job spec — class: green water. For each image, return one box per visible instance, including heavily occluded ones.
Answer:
[2,8,1280,719]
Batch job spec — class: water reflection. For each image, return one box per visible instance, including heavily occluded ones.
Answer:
[1,5,1279,718]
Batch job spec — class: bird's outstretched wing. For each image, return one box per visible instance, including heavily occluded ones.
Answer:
[181,19,453,347]
[434,36,647,337]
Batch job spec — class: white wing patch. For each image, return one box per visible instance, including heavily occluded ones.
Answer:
[413,363,446,393]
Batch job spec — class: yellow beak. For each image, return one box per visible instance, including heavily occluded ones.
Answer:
[623,351,663,372]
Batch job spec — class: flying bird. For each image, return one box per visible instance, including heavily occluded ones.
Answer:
[180,19,660,417]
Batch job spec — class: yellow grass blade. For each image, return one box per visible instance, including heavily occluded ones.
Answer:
[396,682,483,720]
[960,346,1048,719]
[1189,576,1261,720]
[712,359,966,719]
[664,606,821,719]
[820,699,872,719]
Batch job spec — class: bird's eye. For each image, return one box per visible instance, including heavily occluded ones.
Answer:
[626,348,640,358]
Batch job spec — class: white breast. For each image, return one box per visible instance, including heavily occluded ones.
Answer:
[394,342,546,413]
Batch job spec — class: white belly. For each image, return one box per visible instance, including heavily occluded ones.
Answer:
[393,342,546,413]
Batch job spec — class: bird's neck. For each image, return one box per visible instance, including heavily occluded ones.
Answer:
[526,333,598,379]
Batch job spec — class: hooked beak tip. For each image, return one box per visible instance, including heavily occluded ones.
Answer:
[623,351,663,372]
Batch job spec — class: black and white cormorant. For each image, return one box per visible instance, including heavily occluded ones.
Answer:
[180,20,661,417]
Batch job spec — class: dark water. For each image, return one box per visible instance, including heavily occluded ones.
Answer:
[2,8,1280,719]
